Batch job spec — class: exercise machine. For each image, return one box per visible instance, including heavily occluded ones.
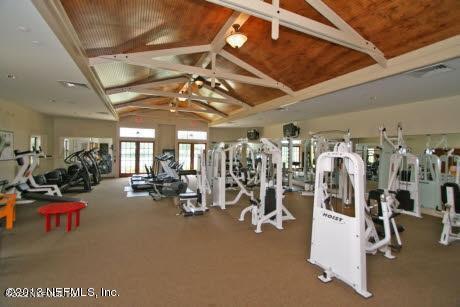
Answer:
[239,138,295,233]
[45,149,92,193]
[212,140,255,210]
[378,125,421,218]
[178,149,211,216]
[419,140,442,211]
[308,143,400,298]
[439,182,460,245]
[7,148,62,198]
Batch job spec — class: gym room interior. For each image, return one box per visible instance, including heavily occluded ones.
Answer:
[0,0,459,306]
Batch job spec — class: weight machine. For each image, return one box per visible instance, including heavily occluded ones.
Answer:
[296,130,350,197]
[211,140,256,210]
[439,182,460,245]
[378,125,421,218]
[179,149,211,216]
[239,138,295,233]
[308,143,400,298]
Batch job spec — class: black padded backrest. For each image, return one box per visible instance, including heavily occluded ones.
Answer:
[399,170,411,182]
[441,183,460,214]
[368,189,384,217]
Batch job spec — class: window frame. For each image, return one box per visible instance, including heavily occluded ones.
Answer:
[119,127,155,139]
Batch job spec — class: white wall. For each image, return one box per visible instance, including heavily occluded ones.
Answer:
[263,95,460,140]
[0,98,54,181]
[52,116,118,174]
[209,127,263,143]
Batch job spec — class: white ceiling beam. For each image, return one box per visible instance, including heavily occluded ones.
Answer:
[89,44,212,66]
[93,55,285,89]
[205,0,386,66]
[106,87,240,105]
[106,76,189,92]
[201,83,250,108]
[219,50,295,96]
[305,0,385,66]
[191,100,228,117]
[119,111,211,122]
[114,102,224,116]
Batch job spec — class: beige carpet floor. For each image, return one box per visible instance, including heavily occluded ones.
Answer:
[0,178,459,307]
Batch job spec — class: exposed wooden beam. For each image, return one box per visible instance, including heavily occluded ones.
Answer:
[201,82,250,108]
[92,55,286,89]
[106,76,189,93]
[89,44,212,66]
[119,111,211,123]
[107,87,240,105]
[114,101,224,116]
[219,50,295,96]
[192,100,228,118]
[205,0,386,66]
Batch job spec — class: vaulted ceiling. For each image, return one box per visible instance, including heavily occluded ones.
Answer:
[57,0,460,123]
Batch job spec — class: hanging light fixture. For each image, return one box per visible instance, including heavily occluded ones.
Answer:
[194,76,205,88]
[178,91,187,102]
[226,24,247,49]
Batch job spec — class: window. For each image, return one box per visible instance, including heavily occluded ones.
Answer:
[63,138,70,159]
[178,143,206,170]
[177,130,207,140]
[30,135,41,151]
[30,135,42,165]
[282,146,301,167]
[120,127,155,138]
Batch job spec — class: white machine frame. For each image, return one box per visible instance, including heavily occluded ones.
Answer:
[439,184,460,246]
[179,149,211,216]
[8,149,62,198]
[239,138,295,233]
[212,141,255,210]
[380,126,421,218]
[308,144,399,298]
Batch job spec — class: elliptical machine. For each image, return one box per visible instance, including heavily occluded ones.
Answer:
[45,149,92,192]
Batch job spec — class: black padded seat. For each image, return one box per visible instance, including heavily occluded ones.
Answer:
[179,170,197,176]
[179,192,198,199]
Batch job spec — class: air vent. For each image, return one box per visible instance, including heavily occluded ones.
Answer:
[407,63,454,78]
[58,80,89,89]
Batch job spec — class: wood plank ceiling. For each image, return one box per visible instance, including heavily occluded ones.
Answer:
[60,0,460,122]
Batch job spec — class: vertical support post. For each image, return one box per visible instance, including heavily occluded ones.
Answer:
[272,0,280,39]
[211,52,217,88]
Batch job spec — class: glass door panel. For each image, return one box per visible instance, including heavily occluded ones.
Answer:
[193,143,206,170]
[179,143,192,170]
[120,141,137,176]
[139,142,154,173]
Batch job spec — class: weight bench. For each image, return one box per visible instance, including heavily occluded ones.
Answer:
[439,182,460,246]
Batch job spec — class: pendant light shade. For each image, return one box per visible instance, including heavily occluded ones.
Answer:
[226,24,247,49]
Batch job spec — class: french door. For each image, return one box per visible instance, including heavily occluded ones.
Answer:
[119,141,154,176]
[178,143,206,170]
